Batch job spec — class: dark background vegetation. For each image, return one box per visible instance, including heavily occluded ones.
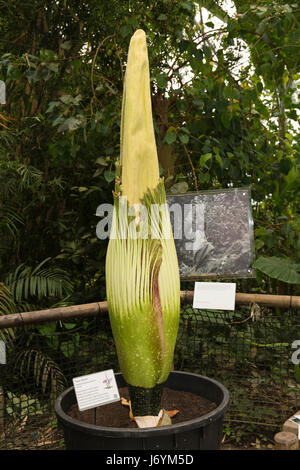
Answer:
[0,0,300,449]
[0,0,299,313]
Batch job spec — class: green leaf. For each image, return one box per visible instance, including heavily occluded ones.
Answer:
[253,257,300,284]
[46,101,60,113]
[221,112,232,129]
[96,156,109,166]
[104,170,115,183]
[62,322,76,330]
[59,94,75,105]
[57,117,82,132]
[47,62,59,73]
[199,153,212,167]
[157,13,167,21]
[164,132,177,145]
[156,73,168,89]
[120,24,131,38]
[61,41,72,50]
[181,1,193,12]
[215,153,223,167]
[26,69,42,84]
[255,239,265,250]
[38,325,56,336]
[60,340,75,357]
[179,133,189,144]
[202,45,212,60]
[169,181,189,194]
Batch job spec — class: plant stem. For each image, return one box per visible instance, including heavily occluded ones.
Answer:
[128,382,165,417]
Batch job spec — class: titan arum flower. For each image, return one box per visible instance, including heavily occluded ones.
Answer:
[105,29,180,419]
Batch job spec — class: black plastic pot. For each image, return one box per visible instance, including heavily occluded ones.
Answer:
[54,371,229,450]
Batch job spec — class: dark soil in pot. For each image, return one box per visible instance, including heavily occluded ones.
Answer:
[67,386,217,428]
[55,371,230,450]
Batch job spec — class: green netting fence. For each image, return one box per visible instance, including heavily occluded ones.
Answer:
[0,297,299,449]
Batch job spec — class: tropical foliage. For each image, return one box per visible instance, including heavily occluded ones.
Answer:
[0,0,299,447]
[0,1,299,327]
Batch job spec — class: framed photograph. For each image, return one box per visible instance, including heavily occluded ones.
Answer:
[167,187,255,280]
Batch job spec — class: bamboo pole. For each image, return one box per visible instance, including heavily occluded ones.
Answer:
[0,301,108,330]
[235,293,300,309]
[180,290,300,309]
[0,292,300,330]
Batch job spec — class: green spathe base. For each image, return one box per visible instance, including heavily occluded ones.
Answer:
[128,382,165,417]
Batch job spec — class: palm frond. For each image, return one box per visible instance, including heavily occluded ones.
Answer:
[0,282,16,314]
[15,349,68,404]
[0,282,17,343]
[0,204,24,240]
[4,258,74,303]
[16,163,43,191]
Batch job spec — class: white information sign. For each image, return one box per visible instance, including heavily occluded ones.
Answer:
[0,340,6,364]
[73,369,120,412]
[289,415,300,440]
[193,282,236,311]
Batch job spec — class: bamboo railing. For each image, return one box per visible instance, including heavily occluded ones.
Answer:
[0,291,299,330]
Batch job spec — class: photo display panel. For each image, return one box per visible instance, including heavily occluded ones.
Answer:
[167,187,255,280]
